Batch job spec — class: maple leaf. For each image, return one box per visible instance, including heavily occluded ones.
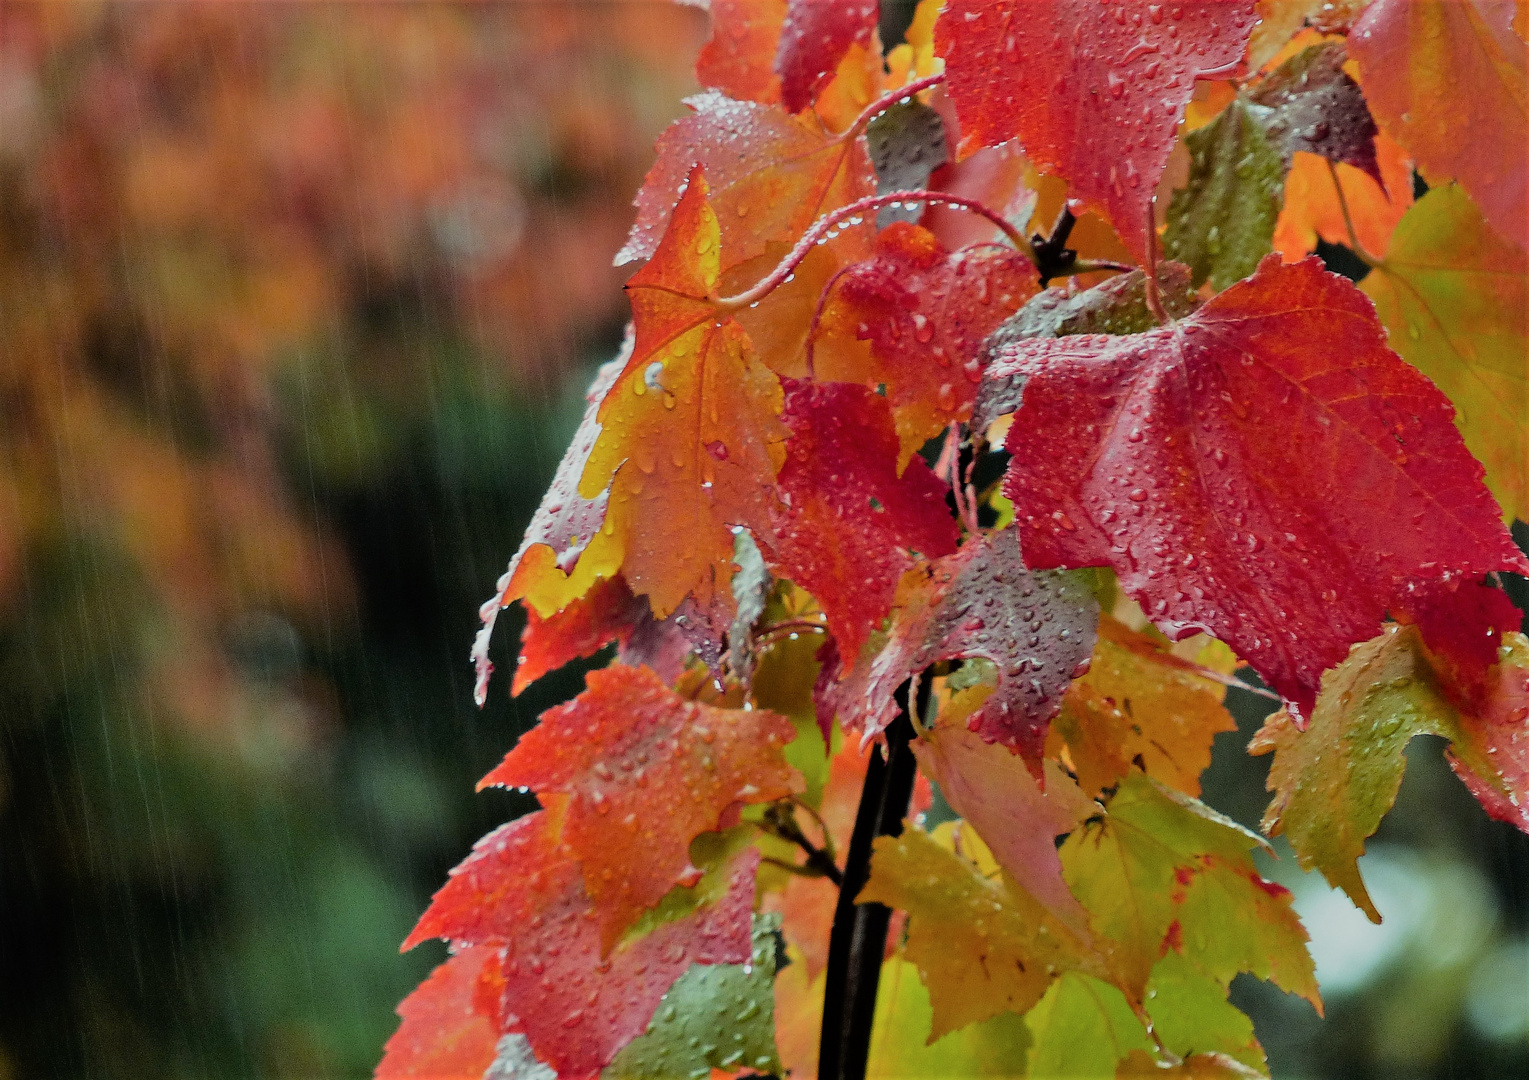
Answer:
[775,0,879,114]
[859,827,1098,1040]
[913,707,1095,935]
[1022,972,1154,1079]
[1360,184,1527,522]
[1059,772,1318,1004]
[376,947,500,1080]
[813,221,1039,462]
[1049,615,1238,799]
[993,254,1527,719]
[1273,132,1415,262]
[973,264,1201,436]
[934,0,1259,260]
[1251,623,1529,922]
[587,166,789,617]
[616,91,874,270]
[606,913,783,1079]
[764,378,958,661]
[695,0,788,105]
[511,574,644,696]
[1144,951,1267,1074]
[471,345,627,705]
[1165,42,1383,290]
[403,809,760,1079]
[822,527,1099,759]
[1350,0,1528,251]
[479,664,797,941]
[1247,0,1373,72]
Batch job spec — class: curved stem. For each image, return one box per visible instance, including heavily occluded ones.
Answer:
[1327,159,1379,267]
[803,261,858,379]
[1142,203,1170,325]
[714,191,1037,312]
[843,71,947,139]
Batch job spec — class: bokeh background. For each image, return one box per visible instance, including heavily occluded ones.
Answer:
[0,3,1522,1079]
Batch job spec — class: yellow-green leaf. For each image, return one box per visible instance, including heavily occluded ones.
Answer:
[1145,951,1267,1075]
[1024,972,1153,1080]
[1360,184,1527,522]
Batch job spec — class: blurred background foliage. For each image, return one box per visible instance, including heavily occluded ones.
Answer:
[0,3,1521,1079]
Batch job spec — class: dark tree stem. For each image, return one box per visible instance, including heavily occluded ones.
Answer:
[817,680,928,1080]
[1033,205,1079,286]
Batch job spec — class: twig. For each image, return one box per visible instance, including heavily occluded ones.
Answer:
[1327,159,1379,267]
[818,680,928,1080]
[760,800,844,885]
[1142,202,1169,325]
[714,191,1038,312]
[843,71,947,139]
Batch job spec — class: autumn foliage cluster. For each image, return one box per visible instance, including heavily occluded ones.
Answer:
[381,2,1529,1078]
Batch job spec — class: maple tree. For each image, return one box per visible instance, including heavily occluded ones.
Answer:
[388,2,1529,1078]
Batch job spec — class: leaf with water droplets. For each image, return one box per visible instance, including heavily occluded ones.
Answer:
[472,345,628,705]
[617,91,873,270]
[1022,971,1154,1079]
[1272,131,1415,262]
[814,221,1039,462]
[934,0,1259,261]
[376,947,501,1080]
[763,379,958,662]
[478,664,796,943]
[1143,950,1267,1075]
[1251,622,1529,921]
[866,99,949,227]
[822,527,1098,760]
[1163,101,1290,291]
[1350,0,1528,251]
[1360,184,1527,522]
[860,827,1100,1040]
[512,576,645,696]
[1049,615,1237,799]
[402,810,760,1079]
[605,913,783,1079]
[1166,42,1383,290]
[695,0,788,104]
[590,167,790,618]
[1059,771,1317,1003]
[1246,0,1373,73]
[774,0,880,114]
[914,702,1096,935]
[995,254,1527,720]
[973,265,1200,435]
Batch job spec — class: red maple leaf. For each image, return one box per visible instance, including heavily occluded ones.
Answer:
[376,947,500,1080]
[815,221,1038,461]
[696,0,788,105]
[993,255,1528,719]
[934,0,1258,259]
[403,810,758,1080]
[765,378,958,661]
[511,575,644,696]
[478,664,797,942]
[775,0,880,114]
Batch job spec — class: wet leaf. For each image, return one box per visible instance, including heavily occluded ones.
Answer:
[377,948,501,1080]
[694,0,788,105]
[605,914,783,1079]
[1144,951,1267,1074]
[590,167,789,617]
[935,0,1259,260]
[512,576,644,696]
[478,665,797,942]
[1024,972,1153,1080]
[822,527,1098,759]
[1251,624,1529,921]
[1059,772,1317,1004]
[775,0,880,114]
[764,379,958,661]
[1350,0,1527,250]
[866,99,950,227]
[1272,132,1414,261]
[814,221,1039,463]
[994,254,1526,719]
[1360,184,1527,521]
[617,91,873,270]
[860,828,1097,1040]
[403,810,759,1079]
[1049,616,1238,799]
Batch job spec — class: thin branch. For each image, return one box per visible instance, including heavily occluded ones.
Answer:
[1327,159,1379,267]
[714,191,1038,312]
[843,71,947,139]
[760,800,845,885]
